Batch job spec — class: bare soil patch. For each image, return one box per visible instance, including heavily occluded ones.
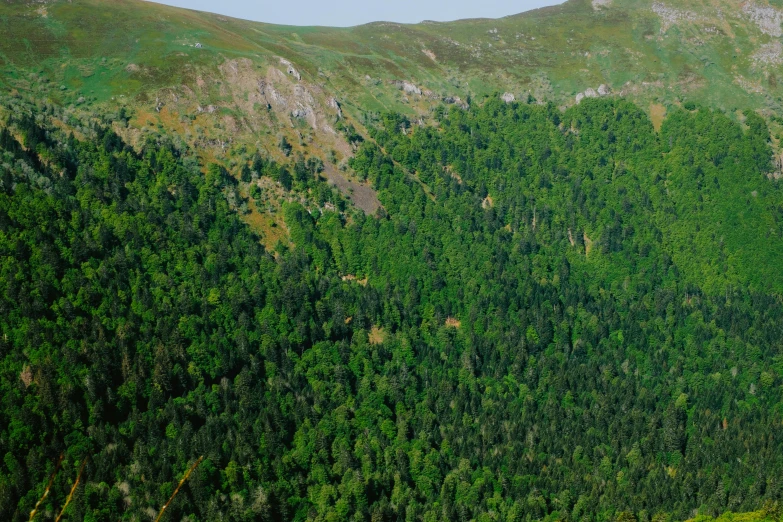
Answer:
[322,164,382,215]
[649,103,666,132]
[583,232,594,257]
[369,326,385,345]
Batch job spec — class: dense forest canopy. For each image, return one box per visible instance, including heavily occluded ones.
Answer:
[1,96,783,521]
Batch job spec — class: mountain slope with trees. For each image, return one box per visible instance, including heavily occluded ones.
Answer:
[1,92,782,520]
[2,0,783,521]
[5,0,783,182]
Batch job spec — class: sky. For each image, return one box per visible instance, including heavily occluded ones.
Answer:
[147,0,565,27]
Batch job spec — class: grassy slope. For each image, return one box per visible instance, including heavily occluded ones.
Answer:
[3,0,783,115]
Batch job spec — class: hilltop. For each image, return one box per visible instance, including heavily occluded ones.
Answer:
[5,0,783,165]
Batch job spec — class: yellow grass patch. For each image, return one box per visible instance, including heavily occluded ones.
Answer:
[342,274,368,286]
[369,326,385,345]
[649,103,666,132]
[242,208,289,251]
[583,231,594,257]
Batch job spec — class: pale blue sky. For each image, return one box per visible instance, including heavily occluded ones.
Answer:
[147,0,565,27]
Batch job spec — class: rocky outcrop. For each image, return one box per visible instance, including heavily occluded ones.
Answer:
[743,2,783,37]
[391,80,422,95]
[294,84,314,105]
[291,107,310,118]
[575,84,611,103]
[292,105,316,128]
[501,92,515,103]
[652,2,701,32]
[259,79,288,109]
[752,41,783,67]
[444,96,469,109]
[327,97,342,118]
[279,58,301,80]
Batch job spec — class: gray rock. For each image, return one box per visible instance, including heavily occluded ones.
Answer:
[443,96,468,109]
[279,58,301,80]
[327,97,342,118]
[392,80,422,95]
[292,107,311,119]
[501,92,515,103]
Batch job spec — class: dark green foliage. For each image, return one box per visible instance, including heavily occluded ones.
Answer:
[241,163,252,183]
[279,135,292,157]
[1,98,783,522]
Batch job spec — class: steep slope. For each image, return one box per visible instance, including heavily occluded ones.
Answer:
[2,1,783,521]
[1,89,783,522]
[5,0,783,169]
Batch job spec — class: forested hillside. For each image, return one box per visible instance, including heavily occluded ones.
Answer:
[7,0,783,184]
[1,93,783,521]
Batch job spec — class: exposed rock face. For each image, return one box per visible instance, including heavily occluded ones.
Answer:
[327,97,342,118]
[292,105,314,124]
[576,85,611,103]
[259,79,288,109]
[392,80,422,95]
[294,84,314,105]
[743,2,783,37]
[291,108,308,118]
[652,2,700,32]
[155,57,353,161]
[403,82,422,95]
[592,0,611,9]
[443,96,468,109]
[279,58,301,80]
[501,92,515,103]
[752,41,783,67]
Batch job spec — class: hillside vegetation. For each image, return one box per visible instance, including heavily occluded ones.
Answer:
[5,0,783,174]
[1,1,783,521]
[2,92,783,520]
